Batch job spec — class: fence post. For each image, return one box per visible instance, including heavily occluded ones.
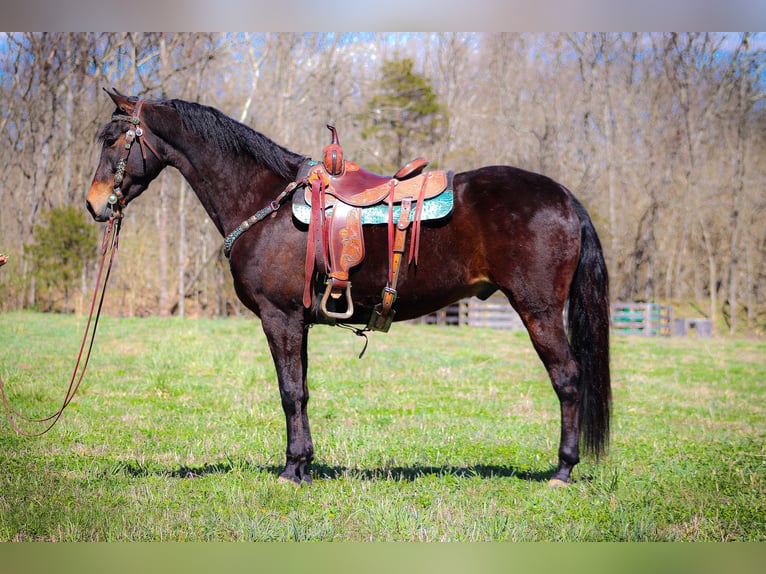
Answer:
[645,302,652,336]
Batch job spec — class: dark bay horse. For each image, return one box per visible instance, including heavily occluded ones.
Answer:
[87,90,610,486]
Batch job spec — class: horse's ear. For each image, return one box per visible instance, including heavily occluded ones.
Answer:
[103,87,134,114]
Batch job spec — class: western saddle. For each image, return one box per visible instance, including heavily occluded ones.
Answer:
[302,125,451,332]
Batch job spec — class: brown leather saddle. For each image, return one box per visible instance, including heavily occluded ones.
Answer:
[302,125,451,331]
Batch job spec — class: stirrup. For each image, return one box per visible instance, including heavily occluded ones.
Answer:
[320,282,354,320]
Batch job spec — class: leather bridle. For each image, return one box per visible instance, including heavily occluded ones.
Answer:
[107,99,160,214]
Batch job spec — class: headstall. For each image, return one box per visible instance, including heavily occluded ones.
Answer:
[107,99,160,213]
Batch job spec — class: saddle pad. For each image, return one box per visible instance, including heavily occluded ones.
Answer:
[292,190,454,226]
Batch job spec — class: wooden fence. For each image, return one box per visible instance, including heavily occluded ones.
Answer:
[415,297,696,337]
[411,292,524,330]
[609,302,673,336]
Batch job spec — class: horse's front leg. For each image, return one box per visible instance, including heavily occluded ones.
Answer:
[260,310,313,485]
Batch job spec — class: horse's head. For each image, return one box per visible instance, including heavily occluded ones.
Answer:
[87,89,164,222]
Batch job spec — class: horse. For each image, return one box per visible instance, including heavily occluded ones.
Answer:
[87,89,611,487]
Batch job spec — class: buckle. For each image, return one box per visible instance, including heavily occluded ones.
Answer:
[381,286,398,306]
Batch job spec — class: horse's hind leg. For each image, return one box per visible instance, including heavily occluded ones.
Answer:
[514,304,581,485]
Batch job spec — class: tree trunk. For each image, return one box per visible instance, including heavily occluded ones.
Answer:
[177,179,187,318]
[157,170,170,316]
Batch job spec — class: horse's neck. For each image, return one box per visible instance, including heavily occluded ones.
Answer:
[164,133,285,238]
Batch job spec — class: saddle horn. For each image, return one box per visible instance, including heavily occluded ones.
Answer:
[322,125,345,176]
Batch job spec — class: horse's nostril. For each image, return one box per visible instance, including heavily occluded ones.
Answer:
[86,199,111,222]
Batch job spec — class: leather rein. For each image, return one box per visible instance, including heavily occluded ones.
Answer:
[0,216,121,436]
[0,102,157,436]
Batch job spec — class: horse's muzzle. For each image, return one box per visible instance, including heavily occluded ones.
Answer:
[86,181,115,222]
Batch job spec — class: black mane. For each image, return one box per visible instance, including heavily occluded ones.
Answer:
[169,99,306,181]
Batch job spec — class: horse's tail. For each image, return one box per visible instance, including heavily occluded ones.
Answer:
[567,195,611,458]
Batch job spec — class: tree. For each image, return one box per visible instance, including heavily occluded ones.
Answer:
[25,206,97,313]
[360,57,448,173]
[2,33,765,332]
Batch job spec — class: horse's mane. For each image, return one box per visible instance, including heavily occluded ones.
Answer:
[169,99,306,180]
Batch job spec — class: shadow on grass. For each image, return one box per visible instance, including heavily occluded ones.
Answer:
[116,460,557,483]
[310,463,558,483]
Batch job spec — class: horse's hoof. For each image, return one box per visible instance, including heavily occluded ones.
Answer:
[278,475,301,486]
[548,478,570,488]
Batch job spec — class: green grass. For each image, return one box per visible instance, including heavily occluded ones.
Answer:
[0,311,763,541]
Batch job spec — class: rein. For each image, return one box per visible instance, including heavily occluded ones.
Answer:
[0,97,146,435]
[0,214,122,436]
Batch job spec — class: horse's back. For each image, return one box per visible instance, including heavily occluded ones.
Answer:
[454,165,578,214]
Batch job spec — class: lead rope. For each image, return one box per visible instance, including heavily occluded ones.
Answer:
[0,214,122,436]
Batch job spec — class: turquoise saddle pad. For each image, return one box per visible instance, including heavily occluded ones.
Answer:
[292,190,454,225]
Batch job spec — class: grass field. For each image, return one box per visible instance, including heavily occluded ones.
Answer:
[0,311,763,541]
